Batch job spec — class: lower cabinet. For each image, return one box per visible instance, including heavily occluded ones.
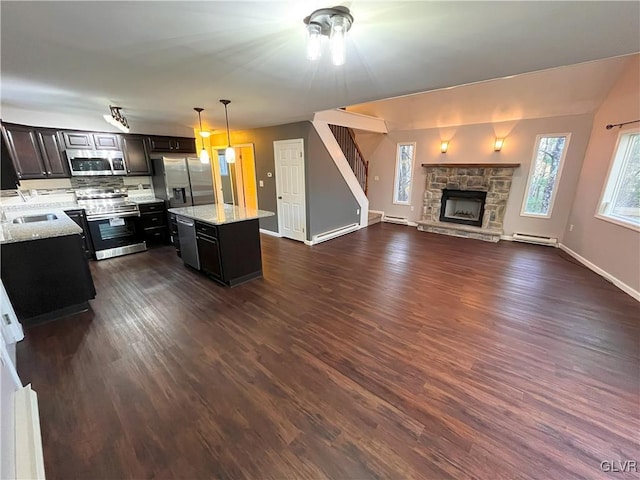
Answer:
[64,209,94,258]
[140,201,170,246]
[1,235,96,325]
[194,218,263,287]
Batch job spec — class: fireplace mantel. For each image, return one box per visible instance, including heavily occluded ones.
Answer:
[421,163,520,168]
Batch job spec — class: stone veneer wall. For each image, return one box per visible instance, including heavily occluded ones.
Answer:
[422,167,515,231]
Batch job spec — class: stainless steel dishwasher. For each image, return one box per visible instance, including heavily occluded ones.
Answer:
[176,216,200,270]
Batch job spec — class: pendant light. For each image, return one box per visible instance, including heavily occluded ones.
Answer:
[220,99,235,164]
[193,107,210,164]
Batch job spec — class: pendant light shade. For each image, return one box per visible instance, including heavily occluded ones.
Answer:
[193,107,210,164]
[220,99,235,164]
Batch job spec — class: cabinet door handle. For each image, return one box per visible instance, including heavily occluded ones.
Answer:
[47,171,52,174]
[42,171,46,175]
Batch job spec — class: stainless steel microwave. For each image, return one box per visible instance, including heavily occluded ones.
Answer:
[66,150,127,176]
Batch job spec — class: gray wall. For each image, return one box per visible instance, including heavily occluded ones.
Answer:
[356,113,594,241]
[562,55,640,293]
[216,121,359,239]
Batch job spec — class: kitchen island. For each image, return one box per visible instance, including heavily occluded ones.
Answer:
[0,207,96,325]
[168,204,274,287]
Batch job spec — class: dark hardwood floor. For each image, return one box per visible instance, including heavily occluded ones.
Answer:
[17,224,639,479]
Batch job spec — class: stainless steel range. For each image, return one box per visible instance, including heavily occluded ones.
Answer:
[77,188,146,260]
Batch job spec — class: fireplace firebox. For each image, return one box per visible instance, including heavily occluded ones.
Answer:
[439,189,487,227]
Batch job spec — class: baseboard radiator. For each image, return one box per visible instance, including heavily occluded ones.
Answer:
[512,233,558,246]
[383,215,410,225]
[311,223,359,244]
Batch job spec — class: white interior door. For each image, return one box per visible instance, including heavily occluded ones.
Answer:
[274,139,306,242]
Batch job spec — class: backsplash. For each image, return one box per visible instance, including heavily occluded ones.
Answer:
[70,176,125,189]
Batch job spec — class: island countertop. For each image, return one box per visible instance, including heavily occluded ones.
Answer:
[0,207,82,245]
[168,204,274,226]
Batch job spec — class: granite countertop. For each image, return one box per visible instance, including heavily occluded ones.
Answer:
[168,204,274,226]
[0,207,83,245]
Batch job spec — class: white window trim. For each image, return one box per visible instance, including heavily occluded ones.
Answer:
[520,133,571,219]
[594,127,640,233]
[392,142,416,206]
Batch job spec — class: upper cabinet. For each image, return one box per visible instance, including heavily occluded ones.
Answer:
[147,136,196,154]
[36,129,69,177]
[1,130,20,190]
[2,124,70,180]
[61,131,120,150]
[122,135,150,175]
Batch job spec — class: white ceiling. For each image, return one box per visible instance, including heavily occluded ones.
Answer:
[1,1,639,134]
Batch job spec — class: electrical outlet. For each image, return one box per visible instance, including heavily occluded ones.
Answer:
[410,206,414,211]
[259,180,264,187]
[374,176,380,181]
[569,224,574,232]
[356,208,360,215]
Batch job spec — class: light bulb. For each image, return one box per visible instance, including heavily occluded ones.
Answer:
[306,23,322,61]
[330,15,347,66]
[199,131,211,138]
[225,146,236,164]
[199,148,209,164]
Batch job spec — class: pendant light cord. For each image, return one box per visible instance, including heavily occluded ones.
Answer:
[224,104,231,147]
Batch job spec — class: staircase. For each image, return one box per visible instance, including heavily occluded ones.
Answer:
[328,124,368,195]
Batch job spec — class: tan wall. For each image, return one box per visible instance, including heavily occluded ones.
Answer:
[562,55,640,292]
[356,113,593,240]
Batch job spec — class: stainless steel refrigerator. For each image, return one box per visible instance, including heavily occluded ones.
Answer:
[151,156,215,207]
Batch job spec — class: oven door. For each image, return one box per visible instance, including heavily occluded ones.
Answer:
[87,213,146,260]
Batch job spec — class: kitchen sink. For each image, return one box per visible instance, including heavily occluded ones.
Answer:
[12,213,58,224]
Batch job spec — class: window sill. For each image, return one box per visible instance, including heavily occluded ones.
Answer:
[520,211,552,219]
[594,213,640,233]
[392,201,411,206]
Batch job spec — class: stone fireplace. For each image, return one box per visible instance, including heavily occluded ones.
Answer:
[417,163,520,242]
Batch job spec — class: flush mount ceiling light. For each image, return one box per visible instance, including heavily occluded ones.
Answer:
[193,107,210,164]
[303,6,354,66]
[103,105,129,133]
[219,99,235,164]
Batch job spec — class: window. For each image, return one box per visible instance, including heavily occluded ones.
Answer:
[521,134,571,217]
[596,129,640,231]
[393,143,415,205]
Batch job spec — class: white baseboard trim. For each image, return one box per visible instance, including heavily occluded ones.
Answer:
[306,223,360,246]
[558,243,640,302]
[500,235,515,241]
[368,209,384,216]
[259,228,281,237]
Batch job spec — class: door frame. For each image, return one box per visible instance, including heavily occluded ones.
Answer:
[211,143,255,206]
[273,138,306,241]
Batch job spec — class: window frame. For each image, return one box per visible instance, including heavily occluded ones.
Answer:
[520,133,571,219]
[594,127,640,232]
[392,142,416,206]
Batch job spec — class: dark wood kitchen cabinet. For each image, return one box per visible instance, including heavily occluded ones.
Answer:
[1,128,20,189]
[2,124,70,179]
[193,218,262,287]
[36,129,69,177]
[139,201,170,246]
[61,131,120,150]
[64,208,94,258]
[147,136,196,154]
[122,135,150,175]
[1,234,96,325]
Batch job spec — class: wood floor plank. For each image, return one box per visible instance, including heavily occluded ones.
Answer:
[16,224,639,479]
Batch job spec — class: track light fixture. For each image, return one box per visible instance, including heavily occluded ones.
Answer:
[193,107,210,164]
[303,6,354,66]
[103,105,130,133]
[219,99,235,164]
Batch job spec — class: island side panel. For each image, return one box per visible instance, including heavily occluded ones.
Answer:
[218,218,263,286]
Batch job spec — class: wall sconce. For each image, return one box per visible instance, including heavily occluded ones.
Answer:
[103,105,130,133]
[303,6,354,66]
[494,138,505,152]
[440,141,449,154]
